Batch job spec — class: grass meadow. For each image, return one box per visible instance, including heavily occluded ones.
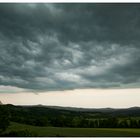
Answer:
[3,122,140,137]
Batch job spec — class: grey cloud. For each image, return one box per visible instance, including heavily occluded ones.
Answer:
[0,3,140,91]
[1,3,140,44]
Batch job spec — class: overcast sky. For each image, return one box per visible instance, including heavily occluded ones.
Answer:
[1,3,140,93]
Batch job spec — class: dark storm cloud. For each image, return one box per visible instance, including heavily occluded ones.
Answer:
[0,3,140,91]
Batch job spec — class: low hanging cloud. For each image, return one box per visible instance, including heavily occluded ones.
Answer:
[0,3,140,92]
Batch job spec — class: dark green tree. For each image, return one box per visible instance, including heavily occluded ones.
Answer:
[0,106,10,132]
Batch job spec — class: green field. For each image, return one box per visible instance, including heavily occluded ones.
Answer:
[2,122,140,137]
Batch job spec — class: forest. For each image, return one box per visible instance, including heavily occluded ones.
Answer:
[1,104,140,136]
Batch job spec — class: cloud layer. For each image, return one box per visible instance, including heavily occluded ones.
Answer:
[0,3,140,91]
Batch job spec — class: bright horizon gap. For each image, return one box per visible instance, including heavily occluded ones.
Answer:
[0,88,140,108]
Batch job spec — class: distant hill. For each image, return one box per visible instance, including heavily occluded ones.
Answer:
[35,105,115,112]
[3,104,140,117]
[32,105,140,115]
[0,100,2,105]
[1,103,140,117]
